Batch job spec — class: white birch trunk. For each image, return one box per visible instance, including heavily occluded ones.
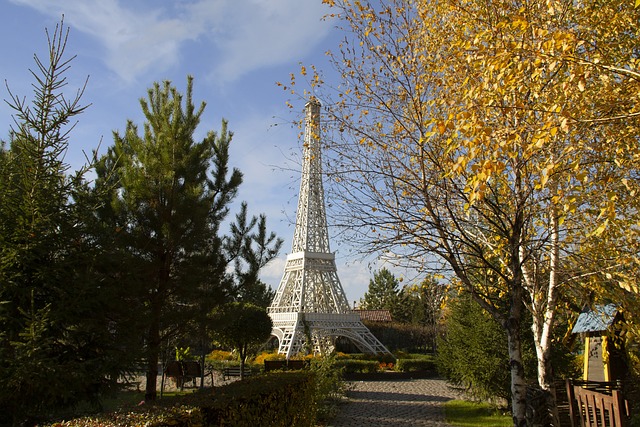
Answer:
[506,313,528,427]
[522,203,562,425]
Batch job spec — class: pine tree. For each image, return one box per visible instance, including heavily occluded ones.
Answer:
[0,20,130,424]
[225,202,282,307]
[94,77,282,400]
[360,268,403,319]
[437,293,519,404]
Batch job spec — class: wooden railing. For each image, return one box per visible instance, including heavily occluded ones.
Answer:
[566,379,630,427]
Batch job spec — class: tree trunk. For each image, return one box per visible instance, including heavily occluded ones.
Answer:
[145,301,161,401]
[503,261,527,427]
[525,201,562,426]
[540,203,561,426]
[199,351,206,390]
[505,315,527,427]
[239,345,246,380]
[535,346,560,426]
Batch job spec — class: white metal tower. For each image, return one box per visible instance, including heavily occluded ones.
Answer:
[268,99,390,358]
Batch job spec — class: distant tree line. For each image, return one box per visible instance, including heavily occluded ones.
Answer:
[357,268,447,353]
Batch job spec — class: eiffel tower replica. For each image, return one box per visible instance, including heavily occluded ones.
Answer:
[268,98,389,358]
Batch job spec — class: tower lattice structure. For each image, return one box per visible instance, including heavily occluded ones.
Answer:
[268,99,389,358]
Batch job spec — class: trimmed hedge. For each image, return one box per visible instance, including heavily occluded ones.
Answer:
[335,353,396,363]
[200,371,316,426]
[395,358,437,373]
[45,371,316,427]
[361,322,439,353]
[333,359,379,373]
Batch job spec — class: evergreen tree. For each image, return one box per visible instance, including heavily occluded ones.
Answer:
[437,290,577,409]
[95,77,281,400]
[225,202,282,307]
[437,293,525,404]
[96,77,241,400]
[359,268,404,320]
[0,20,131,424]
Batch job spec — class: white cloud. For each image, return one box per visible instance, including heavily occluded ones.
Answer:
[260,256,286,289]
[10,0,196,83]
[190,0,333,82]
[11,0,332,84]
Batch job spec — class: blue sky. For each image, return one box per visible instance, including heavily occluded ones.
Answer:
[0,0,385,304]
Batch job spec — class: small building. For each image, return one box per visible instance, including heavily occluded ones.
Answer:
[571,304,626,383]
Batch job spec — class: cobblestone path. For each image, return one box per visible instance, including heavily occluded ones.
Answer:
[329,378,460,427]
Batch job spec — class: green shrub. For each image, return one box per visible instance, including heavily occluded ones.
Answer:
[395,358,437,372]
[394,351,434,360]
[436,293,536,404]
[334,359,379,373]
[200,371,316,426]
[334,352,396,363]
[335,353,368,360]
[310,355,345,422]
[44,371,317,427]
[363,321,438,353]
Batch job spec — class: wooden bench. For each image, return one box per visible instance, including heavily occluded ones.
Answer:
[163,360,202,390]
[222,366,253,380]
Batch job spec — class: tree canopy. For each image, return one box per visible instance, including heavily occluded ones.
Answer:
[94,77,282,400]
[359,268,403,317]
[0,20,133,424]
[285,0,640,424]
[0,20,284,421]
[209,302,273,379]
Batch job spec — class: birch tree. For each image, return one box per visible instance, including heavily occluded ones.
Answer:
[285,0,640,424]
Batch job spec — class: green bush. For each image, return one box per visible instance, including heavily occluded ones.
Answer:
[335,352,396,363]
[334,359,380,373]
[362,321,438,353]
[44,371,317,427]
[436,293,536,404]
[200,371,316,426]
[310,355,345,422]
[335,353,369,360]
[394,351,434,360]
[437,293,578,406]
[395,357,437,372]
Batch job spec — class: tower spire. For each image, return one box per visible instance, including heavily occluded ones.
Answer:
[268,99,389,358]
[291,98,330,254]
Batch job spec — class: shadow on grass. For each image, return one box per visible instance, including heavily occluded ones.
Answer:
[68,388,201,417]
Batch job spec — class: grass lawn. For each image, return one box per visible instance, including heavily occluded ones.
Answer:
[444,400,512,427]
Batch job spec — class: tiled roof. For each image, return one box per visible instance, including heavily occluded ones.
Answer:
[353,309,393,322]
[572,304,618,333]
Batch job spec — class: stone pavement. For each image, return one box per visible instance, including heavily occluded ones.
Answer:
[329,378,461,427]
